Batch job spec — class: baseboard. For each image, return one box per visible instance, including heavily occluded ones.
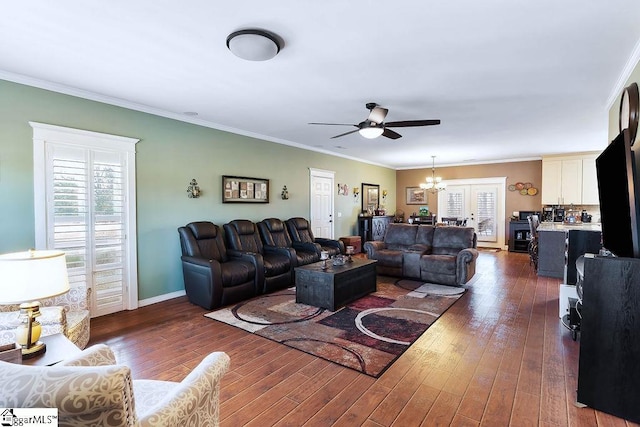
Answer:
[138,289,186,307]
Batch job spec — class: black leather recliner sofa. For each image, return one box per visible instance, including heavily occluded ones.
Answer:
[224,219,294,294]
[178,221,263,309]
[285,217,345,257]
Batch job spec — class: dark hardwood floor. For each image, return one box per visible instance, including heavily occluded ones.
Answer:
[89,251,639,426]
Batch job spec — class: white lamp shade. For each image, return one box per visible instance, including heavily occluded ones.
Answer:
[0,250,70,303]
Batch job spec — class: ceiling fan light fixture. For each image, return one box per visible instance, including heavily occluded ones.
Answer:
[226,29,281,61]
[359,127,384,139]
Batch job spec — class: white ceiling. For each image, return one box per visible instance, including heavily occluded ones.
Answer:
[2,1,640,169]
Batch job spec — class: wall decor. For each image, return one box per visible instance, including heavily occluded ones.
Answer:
[222,175,269,203]
[187,179,201,198]
[406,187,427,204]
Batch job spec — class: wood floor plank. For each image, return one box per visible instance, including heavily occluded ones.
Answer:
[83,251,633,426]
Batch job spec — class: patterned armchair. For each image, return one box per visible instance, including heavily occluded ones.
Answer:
[0,283,91,349]
[0,343,230,427]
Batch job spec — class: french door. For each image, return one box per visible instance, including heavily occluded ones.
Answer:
[32,122,139,317]
[437,178,506,248]
[309,168,335,239]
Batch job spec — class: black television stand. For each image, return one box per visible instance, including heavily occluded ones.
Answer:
[577,256,640,423]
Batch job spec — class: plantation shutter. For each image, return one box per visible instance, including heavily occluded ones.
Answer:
[32,122,139,317]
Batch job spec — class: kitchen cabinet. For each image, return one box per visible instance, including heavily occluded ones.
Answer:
[541,153,599,205]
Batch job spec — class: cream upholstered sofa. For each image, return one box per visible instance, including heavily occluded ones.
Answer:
[0,283,91,349]
[0,343,230,427]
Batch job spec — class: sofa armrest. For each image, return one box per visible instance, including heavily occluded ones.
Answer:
[58,343,117,367]
[315,238,345,254]
[137,352,230,425]
[292,241,322,255]
[363,240,385,258]
[456,248,479,285]
[263,245,297,265]
[0,362,137,425]
[227,250,265,293]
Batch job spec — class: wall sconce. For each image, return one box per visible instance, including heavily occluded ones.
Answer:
[281,185,289,200]
[382,189,388,203]
[187,179,200,198]
[353,187,360,199]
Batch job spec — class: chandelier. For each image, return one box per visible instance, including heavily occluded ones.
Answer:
[420,156,446,193]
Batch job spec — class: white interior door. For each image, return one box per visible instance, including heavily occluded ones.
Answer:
[438,178,506,248]
[309,168,335,238]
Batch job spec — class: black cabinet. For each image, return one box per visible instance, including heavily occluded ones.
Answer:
[358,215,393,250]
[508,220,530,253]
[577,256,640,423]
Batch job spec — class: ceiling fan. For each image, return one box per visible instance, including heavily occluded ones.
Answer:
[309,103,440,140]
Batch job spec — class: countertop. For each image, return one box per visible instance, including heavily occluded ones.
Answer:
[537,222,601,232]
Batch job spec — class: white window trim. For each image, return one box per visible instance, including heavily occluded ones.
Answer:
[31,121,140,310]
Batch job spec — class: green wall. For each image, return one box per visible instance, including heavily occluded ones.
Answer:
[0,79,396,301]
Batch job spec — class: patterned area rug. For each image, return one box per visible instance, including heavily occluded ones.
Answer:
[205,277,465,377]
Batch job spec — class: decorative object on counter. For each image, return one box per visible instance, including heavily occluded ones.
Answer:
[222,175,269,203]
[419,156,446,193]
[0,250,70,359]
[281,185,289,200]
[187,179,201,198]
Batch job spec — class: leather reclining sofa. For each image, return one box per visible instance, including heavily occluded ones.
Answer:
[364,223,479,286]
[178,218,344,310]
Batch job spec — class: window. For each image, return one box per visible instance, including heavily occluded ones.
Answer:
[32,122,139,317]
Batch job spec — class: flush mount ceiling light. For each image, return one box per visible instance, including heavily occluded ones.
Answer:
[226,29,281,61]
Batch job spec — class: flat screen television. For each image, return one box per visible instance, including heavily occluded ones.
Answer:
[595,129,640,258]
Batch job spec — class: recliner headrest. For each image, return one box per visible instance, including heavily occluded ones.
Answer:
[263,218,284,232]
[187,222,218,239]
[229,220,255,235]
[288,217,308,230]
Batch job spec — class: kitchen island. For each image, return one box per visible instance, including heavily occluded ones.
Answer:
[537,222,602,282]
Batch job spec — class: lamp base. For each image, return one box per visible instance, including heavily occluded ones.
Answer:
[21,341,46,359]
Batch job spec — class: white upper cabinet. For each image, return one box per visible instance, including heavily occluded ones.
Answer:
[541,153,599,205]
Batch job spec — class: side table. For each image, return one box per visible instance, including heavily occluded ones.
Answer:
[22,333,81,366]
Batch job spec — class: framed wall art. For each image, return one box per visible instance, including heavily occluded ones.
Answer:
[222,175,269,203]
[406,187,427,204]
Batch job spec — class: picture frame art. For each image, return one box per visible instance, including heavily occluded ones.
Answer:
[406,187,427,204]
[222,175,269,203]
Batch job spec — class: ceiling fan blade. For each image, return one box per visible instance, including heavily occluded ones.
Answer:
[309,122,357,126]
[382,128,402,140]
[385,119,441,128]
[331,129,360,139]
[368,106,388,124]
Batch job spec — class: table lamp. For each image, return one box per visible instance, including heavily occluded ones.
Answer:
[0,249,70,358]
